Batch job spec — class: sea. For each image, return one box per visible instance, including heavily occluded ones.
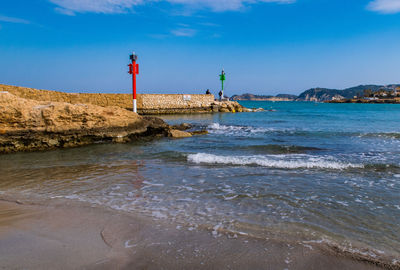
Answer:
[0,101,399,266]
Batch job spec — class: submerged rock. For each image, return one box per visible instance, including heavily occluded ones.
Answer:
[190,130,208,136]
[253,108,265,112]
[168,129,192,138]
[172,123,192,131]
[0,92,170,153]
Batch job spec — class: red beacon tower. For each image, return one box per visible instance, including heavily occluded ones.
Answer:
[128,52,139,113]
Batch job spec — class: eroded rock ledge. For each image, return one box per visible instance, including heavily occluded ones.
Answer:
[0,92,190,153]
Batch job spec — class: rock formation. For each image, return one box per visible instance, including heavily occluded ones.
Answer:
[168,129,192,138]
[211,101,249,113]
[0,92,171,153]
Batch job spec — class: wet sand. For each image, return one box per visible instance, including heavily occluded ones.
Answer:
[0,199,388,270]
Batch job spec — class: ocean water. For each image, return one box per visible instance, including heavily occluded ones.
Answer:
[1,101,400,265]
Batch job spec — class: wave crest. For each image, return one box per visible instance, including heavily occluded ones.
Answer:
[207,123,288,135]
[187,153,363,170]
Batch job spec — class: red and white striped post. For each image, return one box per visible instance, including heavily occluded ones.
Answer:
[128,52,139,113]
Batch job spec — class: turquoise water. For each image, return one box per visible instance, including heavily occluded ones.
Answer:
[0,101,399,264]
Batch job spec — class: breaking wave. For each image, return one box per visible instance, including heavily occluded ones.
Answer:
[207,123,292,135]
[208,123,400,142]
[187,153,363,170]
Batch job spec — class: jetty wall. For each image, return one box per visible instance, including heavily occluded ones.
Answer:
[138,94,215,114]
[0,84,218,114]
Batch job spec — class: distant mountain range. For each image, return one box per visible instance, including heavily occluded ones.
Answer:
[296,85,400,101]
[231,84,400,102]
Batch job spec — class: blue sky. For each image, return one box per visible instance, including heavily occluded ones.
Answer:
[1,0,400,95]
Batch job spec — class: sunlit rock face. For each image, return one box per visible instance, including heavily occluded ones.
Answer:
[0,92,169,153]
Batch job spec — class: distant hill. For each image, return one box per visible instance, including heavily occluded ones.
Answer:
[296,84,400,102]
[230,93,297,101]
[230,84,400,102]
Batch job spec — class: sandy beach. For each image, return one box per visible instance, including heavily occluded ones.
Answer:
[0,198,386,270]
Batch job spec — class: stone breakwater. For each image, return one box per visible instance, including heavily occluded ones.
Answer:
[0,92,197,153]
[0,84,246,114]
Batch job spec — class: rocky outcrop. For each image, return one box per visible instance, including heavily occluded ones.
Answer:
[168,129,192,138]
[172,123,192,131]
[0,92,171,153]
[211,101,248,113]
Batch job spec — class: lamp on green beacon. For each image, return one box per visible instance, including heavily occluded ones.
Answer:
[219,69,226,100]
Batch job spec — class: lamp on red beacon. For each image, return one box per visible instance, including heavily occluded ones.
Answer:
[128,52,139,113]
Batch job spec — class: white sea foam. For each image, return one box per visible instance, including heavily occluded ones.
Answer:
[152,211,168,219]
[207,123,284,135]
[124,240,137,248]
[187,153,363,170]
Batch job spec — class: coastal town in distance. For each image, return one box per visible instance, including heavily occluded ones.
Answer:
[231,84,400,103]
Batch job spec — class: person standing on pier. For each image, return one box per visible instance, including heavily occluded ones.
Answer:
[219,69,226,101]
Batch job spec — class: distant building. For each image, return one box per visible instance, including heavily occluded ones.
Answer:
[332,95,345,101]
[373,90,388,98]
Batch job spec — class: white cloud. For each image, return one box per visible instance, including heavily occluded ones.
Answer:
[368,0,400,13]
[48,0,294,15]
[49,0,144,15]
[171,27,197,37]
[0,15,30,24]
[167,0,294,12]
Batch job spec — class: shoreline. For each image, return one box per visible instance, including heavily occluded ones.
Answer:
[0,197,394,270]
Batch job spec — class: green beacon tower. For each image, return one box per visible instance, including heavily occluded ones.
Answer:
[219,69,226,100]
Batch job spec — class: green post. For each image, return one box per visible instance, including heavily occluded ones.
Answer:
[219,69,226,100]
